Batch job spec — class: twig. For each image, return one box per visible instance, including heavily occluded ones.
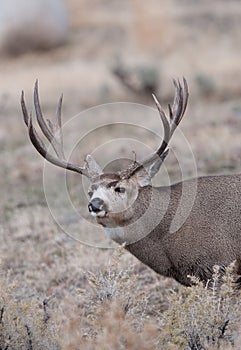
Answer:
[25,324,33,350]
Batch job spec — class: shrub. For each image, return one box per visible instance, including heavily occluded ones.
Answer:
[0,267,59,350]
[111,57,160,96]
[195,73,216,97]
[159,263,241,349]
[79,246,150,335]
[63,246,159,349]
[2,249,241,350]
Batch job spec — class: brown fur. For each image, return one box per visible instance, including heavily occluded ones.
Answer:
[122,174,241,286]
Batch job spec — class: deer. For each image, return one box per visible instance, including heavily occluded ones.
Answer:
[21,78,241,286]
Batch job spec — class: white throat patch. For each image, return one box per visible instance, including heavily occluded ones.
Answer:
[104,227,125,241]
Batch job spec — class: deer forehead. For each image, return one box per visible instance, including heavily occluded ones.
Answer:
[90,178,138,199]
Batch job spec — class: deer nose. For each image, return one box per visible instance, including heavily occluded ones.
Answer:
[88,197,104,213]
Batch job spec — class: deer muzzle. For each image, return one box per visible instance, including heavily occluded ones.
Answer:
[88,197,107,217]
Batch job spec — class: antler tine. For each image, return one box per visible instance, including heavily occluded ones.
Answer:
[21,85,91,178]
[48,93,65,159]
[170,80,183,124]
[21,90,30,127]
[34,80,53,143]
[170,79,180,119]
[168,103,173,120]
[55,94,64,150]
[34,80,64,159]
[152,93,170,157]
[168,78,189,138]
[175,79,184,121]
[181,77,189,118]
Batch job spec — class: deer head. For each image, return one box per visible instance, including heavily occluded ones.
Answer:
[21,79,188,228]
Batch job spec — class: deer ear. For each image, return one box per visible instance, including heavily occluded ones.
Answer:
[135,149,169,187]
[85,154,103,178]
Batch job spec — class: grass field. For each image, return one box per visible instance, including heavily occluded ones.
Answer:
[0,0,241,348]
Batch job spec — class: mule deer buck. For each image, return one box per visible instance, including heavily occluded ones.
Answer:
[21,79,241,286]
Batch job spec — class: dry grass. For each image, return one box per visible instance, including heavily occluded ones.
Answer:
[0,0,241,348]
[2,249,241,349]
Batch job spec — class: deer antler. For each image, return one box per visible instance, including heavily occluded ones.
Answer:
[121,78,189,177]
[21,80,91,178]
[151,77,188,157]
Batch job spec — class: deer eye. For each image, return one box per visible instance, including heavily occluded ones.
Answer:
[88,191,93,197]
[115,187,125,194]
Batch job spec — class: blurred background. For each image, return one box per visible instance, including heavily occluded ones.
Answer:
[0,0,241,175]
[0,0,241,346]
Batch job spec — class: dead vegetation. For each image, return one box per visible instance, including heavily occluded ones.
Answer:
[1,250,241,350]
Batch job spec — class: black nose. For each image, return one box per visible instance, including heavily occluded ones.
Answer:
[88,197,104,213]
